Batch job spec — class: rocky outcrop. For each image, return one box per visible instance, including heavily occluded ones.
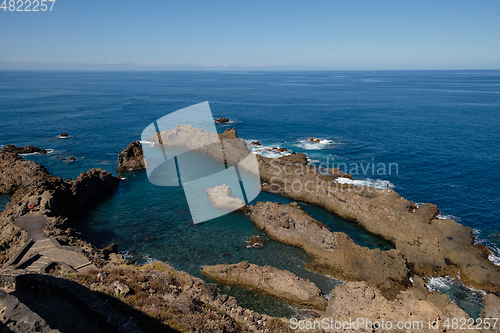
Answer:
[307,138,320,143]
[1,145,46,155]
[218,127,239,139]
[250,141,261,146]
[116,140,146,172]
[76,262,294,333]
[256,153,500,294]
[58,133,70,138]
[247,202,409,298]
[215,117,230,123]
[319,281,468,333]
[206,185,245,210]
[147,124,250,167]
[202,261,328,311]
[0,151,119,266]
[271,152,307,165]
[245,236,266,248]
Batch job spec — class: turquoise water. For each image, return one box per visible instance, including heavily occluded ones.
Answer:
[0,194,11,211]
[2,70,499,318]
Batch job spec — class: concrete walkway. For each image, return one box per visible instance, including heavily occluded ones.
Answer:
[13,213,95,273]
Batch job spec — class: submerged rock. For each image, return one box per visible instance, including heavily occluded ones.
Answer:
[245,236,266,248]
[58,133,70,138]
[202,261,328,311]
[307,138,320,143]
[206,185,245,210]
[250,141,260,146]
[117,140,146,172]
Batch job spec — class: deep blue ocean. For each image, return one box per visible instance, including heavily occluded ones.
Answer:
[1,70,499,318]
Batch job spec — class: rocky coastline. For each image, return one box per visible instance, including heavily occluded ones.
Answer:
[0,146,294,332]
[3,126,500,332]
[202,261,328,311]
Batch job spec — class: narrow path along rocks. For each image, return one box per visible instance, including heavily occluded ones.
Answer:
[12,213,95,273]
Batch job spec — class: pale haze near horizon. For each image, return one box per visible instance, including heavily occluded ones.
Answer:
[0,0,499,70]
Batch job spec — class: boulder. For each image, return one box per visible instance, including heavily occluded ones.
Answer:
[214,117,229,123]
[108,280,130,296]
[206,185,245,210]
[307,138,320,143]
[202,261,327,311]
[245,236,266,248]
[250,141,260,146]
[117,140,146,172]
[1,145,46,154]
[58,133,70,138]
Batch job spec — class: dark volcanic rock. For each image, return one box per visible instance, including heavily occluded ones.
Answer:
[1,145,46,155]
[250,141,260,146]
[203,261,328,311]
[247,202,409,297]
[245,236,266,248]
[117,140,146,172]
[0,151,119,265]
[58,133,70,138]
[214,117,230,123]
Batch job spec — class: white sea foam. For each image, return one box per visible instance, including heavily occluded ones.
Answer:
[139,140,155,146]
[19,150,52,156]
[437,213,460,221]
[245,140,293,159]
[296,138,337,150]
[426,276,453,292]
[335,177,394,189]
[426,276,486,296]
[120,251,157,265]
[488,254,500,266]
[57,135,71,139]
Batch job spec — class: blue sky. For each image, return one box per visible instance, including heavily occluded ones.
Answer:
[1,0,499,70]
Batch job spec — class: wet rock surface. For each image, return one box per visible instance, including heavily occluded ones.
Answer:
[203,261,328,311]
